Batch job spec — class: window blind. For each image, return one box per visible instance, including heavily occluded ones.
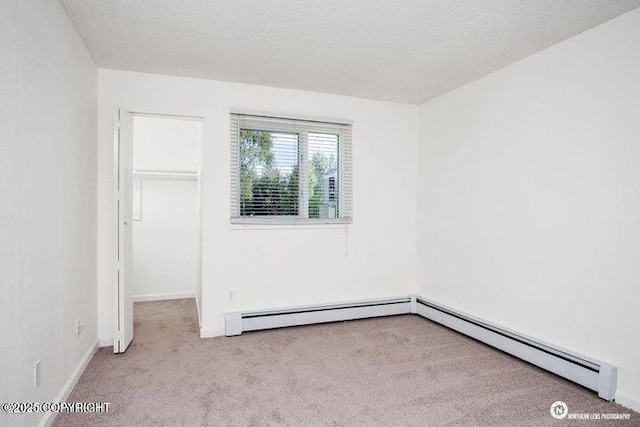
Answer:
[230,114,352,224]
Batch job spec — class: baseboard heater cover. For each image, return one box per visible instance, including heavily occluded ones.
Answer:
[414,297,617,401]
[225,296,412,337]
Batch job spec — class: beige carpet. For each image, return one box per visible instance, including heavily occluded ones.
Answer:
[54,299,638,426]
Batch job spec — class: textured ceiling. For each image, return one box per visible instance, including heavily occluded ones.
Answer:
[60,0,640,104]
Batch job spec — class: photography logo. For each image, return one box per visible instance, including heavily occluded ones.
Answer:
[550,401,568,419]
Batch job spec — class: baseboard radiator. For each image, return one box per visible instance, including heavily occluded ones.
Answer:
[225,296,411,337]
[224,295,616,401]
[414,297,617,401]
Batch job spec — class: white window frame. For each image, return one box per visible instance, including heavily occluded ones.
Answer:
[230,113,352,225]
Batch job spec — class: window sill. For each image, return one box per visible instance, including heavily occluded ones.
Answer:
[230,217,352,229]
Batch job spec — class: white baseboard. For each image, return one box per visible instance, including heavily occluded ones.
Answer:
[38,340,98,427]
[615,392,640,413]
[133,292,195,302]
[200,328,225,338]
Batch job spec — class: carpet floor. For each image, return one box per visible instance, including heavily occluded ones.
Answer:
[53,299,638,426]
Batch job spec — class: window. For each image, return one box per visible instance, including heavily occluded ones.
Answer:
[230,114,352,224]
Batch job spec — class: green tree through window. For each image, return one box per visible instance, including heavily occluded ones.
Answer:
[239,130,299,216]
[308,150,337,218]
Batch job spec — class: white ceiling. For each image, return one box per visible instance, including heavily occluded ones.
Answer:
[60,0,640,104]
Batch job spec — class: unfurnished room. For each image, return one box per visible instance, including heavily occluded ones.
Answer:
[1,1,640,426]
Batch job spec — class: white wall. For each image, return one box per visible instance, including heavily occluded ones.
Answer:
[97,69,419,341]
[417,8,640,409]
[132,116,201,301]
[132,180,199,298]
[0,0,97,426]
[133,116,202,171]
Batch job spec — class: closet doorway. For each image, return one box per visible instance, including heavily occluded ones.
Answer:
[114,111,203,353]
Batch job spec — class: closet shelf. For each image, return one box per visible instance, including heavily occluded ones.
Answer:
[133,169,199,180]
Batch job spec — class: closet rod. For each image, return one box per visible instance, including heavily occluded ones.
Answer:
[134,170,199,180]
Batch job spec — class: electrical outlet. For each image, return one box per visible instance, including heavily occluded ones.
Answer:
[227,290,235,302]
[34,361,41,388]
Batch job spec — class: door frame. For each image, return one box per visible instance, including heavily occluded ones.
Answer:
[112,109,205,352]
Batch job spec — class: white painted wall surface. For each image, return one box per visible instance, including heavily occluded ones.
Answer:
[0,0,97,426]
[417,8,640,409]
[97,69,418,341]
[132,179,199,299]
[132,116,201,300]
[133,116,202,172]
